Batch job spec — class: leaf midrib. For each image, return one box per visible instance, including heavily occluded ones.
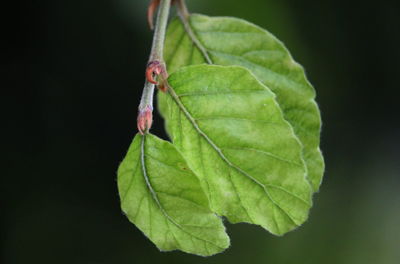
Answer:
[176,14,322,193]
[178,16,213,64]
[167,86,301,227]
[139,135,225,250]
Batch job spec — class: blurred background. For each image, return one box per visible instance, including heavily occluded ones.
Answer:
[2,0,400,263]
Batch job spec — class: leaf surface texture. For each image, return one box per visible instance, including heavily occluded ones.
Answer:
[160,14,324,192]
[118,134,229,256]
[161,65,312,235]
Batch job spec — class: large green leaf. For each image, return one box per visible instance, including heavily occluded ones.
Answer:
[118,133,229,256]
[159,14,324,192]
[160,64,312,235]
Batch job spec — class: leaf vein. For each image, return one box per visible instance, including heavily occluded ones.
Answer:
[156,190,206,209]
[178,89,264,97]
[168,87,300,227]
[220,146,303,167]
[195,116,285,127]
[140,136,226,250]
[120,161,141,203]
[207,49,310,95]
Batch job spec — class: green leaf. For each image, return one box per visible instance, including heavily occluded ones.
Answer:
[160,64,312,235]
[118,133,230,256]
[160,14,324,192]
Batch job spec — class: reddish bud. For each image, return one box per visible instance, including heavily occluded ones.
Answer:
[147,0,160,30]
[146,61,163,85]
[148,0,178,29]
[137,106,153,134]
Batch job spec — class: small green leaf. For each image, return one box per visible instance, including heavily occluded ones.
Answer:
[160,14,324,192]
[118,133,230,256]
[161,64,312,235]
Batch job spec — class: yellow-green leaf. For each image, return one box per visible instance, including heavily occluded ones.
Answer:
[118,133,230,256]
[160,14,324,192]
[161,64,312,235]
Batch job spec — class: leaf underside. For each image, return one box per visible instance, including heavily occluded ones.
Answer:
[159,14,325,192]
[118,134,229,256]
[161,64,312,235]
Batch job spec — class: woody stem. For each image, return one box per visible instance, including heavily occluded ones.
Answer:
[149,0,171,62]
[138,0,171,133]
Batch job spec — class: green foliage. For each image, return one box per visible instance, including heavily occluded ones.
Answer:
[160,64,312,235]
[118,134,229,256]
[119,13,324,256]
[160,14,324,192]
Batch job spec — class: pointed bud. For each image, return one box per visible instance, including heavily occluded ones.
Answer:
[137,106,153,135]
[147,0,160,30]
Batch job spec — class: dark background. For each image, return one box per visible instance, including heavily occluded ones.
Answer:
[2,0,400,263]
